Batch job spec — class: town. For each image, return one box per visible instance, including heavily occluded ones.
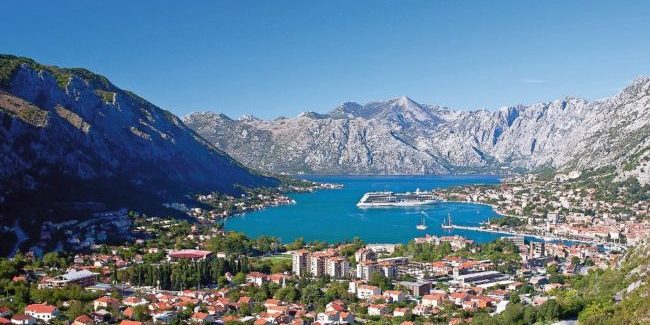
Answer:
[1,207,642,325]
[436,170,650,247]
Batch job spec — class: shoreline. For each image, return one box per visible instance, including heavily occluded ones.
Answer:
[445,224,607,245]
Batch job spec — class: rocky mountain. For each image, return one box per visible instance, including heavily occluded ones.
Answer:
[185,79,650,183]
[0,55,278,222]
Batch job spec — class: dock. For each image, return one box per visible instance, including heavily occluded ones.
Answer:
[443,224,605,245]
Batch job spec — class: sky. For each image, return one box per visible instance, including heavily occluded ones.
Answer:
[2,1,650,119]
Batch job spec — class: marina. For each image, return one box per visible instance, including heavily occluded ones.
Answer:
[442,223,607,245]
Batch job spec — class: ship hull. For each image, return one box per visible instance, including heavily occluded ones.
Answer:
[356,200,438,208]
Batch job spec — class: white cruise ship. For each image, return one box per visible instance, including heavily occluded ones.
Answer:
[356,189,438,207]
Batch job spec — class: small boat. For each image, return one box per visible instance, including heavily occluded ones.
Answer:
[416,213,428,230]
[441,213,453,229]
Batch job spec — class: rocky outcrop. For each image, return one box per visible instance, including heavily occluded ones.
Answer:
[185,79,650,182]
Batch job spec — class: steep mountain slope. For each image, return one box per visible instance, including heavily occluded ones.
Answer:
[0,55,278,222]
[185,79,650,182]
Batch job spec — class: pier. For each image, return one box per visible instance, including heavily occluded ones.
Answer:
[444,224,606,245]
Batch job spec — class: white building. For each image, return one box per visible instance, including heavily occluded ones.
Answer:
[24,304,58,323]
[356,285,381,299]
[292,250,310,277]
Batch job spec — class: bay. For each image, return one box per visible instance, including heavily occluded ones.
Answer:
[224,175,517,244]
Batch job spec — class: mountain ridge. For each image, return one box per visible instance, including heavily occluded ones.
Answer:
[0,54,278,224]
[185,77,650,182]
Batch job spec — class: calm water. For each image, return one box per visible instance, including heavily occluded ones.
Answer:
[224,175,515,244]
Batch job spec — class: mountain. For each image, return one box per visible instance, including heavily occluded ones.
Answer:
[0,55,278,223]
[184,80,650,183]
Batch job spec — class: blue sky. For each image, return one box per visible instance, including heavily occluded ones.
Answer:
[3,1,650,119]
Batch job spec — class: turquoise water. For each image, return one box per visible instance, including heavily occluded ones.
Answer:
[225,175,507,244]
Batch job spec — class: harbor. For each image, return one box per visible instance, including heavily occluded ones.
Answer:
[442,223,607,245]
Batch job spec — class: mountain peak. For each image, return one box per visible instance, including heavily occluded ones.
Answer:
[394,96,419,107]
[239,114,259,121]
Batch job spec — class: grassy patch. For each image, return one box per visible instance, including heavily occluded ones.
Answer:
[95,89,114,103]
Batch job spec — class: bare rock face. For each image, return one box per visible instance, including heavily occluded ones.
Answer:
[185,79,650,182]
[0,55,277,219]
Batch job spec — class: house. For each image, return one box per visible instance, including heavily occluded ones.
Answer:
[383,290,405,303]
[0,307,11,317]
[10,315,36,325]
[258,311,287,324]
[430,261,451,275]
[122,308,135,320]
[470,295,495,308]
[462,300,477,311]
[449,292,470,305]
[237,296,252,308]
[339,312,354,324]
[393,307,410,317]
[421,293,446,307]
[268,274,290,285]
[0,318,10,325]
[507,282,523,291]
[11,276,27,283]
[72,315,94,325]
[123,297,148,307]
[90,310,111,323]
[411,305,431,316]
[190,312,212,323]
[246,272,267,286]
[94,296,120,311]
[253,319,272,325]
[24,304,58,322]
[263,299,283,310]
[326,300,346,313]
[367,304,387,316]
[315,310,353,325]
[316,311,339,324]
[152,310,176,324]
[356,285,381,300]
[487,289,509,300]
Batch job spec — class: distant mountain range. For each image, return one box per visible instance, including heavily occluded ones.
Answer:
[185,79,650,184]
[0,55,277,223]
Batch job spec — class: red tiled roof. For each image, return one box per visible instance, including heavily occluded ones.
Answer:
[123,307,134,319]
[25,304,56,314]
[12,315,32,321]
[0,317,10,324]
[95,296,119,303]
[191,312,209,320]
[119,320,143,325]
[73,315,93,325]
[169,250,212,259]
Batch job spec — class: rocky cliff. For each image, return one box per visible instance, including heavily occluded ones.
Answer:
[0,55,278,221]
[185,79,650,183]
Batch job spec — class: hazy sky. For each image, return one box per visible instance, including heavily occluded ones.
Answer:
[3,1,650,119]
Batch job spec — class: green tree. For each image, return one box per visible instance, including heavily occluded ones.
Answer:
[232,272,247,285]
[368,272,392,291]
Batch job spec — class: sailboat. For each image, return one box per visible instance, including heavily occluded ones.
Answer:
[416,212,428,230]
[441,213,453,229]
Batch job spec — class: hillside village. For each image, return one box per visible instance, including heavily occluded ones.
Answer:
[0,209,638,325]
[437,172,650,246]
